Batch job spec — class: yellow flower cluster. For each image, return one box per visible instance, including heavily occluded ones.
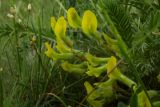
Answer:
[44,7,152,107]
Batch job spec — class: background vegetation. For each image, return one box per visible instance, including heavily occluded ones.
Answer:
[0,0,160,107]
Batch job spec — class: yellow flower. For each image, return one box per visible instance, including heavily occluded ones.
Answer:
[45,42,74,60]
[106,56,136,88]
[106,56,124,80]
[56,37,72,53]
[106,56,117,75]
[94,78,114,98]
[84,81,103,107]
[82,10,97,37]
[44,42,55,59]
[54,16,73,48]
[85,53,109,66]
[67,7,81,28]
[51,16,56,32]
[86,64,107,77]
[54,16,67,37]
[61,61,87,74]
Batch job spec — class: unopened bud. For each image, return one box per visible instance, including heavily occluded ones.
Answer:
[28,3,32,11]
[10,6,16,14]
[18,18,22,23]
[7,13,14,19]
[0,67,3,72]
[32,36,37,42]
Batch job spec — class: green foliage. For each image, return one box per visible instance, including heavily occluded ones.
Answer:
[117,102,128,107]
[0,70,3,107]
[0,0,160,107]
[99,0,134,47]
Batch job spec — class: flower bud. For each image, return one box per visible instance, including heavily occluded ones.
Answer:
[10,6,16,14]
[51,16,56,32]
[0,67,3,72]
[28,3,32,11]
[31,36,36,42]
[18,18,22,23]
[7,13,14,19]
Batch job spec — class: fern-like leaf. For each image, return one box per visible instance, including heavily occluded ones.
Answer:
[99,0,134,47]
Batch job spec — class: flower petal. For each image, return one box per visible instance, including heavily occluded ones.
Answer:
[54,16,67,37]
[61,61,87,74]
[82,10,97,36]
[67,7,81,28]
[45,42,55,59]
[51,16,56,32]
[86,64,107,77]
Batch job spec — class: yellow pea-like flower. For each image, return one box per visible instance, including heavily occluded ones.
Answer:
[94,78,114,98]
[86,64,107,77]
[106,56,117,75]
[82,10,97,37]
[45,42,74,60]
[56,37,72,53]
[84,81,94,95]
[61,61,87,74]
[106,56,136,88]
[54,16,73,48]
[67,7,81,28]
[85,53,109,66]
[44,42,56,60]
[106,56,125,80]
[51,16,56,32]
[84,81,103,107]
[54,16,67,37]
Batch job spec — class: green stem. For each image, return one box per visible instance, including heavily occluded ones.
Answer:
[0,70,3,107]
[43,63,55,93]
[14,18,22,78]
[48,93,68,107]
[55,0,67,13]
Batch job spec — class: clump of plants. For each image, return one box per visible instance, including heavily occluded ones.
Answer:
[44,7,160,107]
